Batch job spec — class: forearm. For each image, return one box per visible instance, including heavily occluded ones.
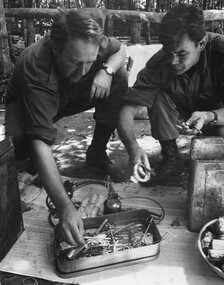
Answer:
[31,139,72,214]
[118,104,142,155]
[201,108,224,125]
[104,44,127,73]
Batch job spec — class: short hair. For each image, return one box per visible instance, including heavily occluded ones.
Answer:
[159,4,206,50]
[51,10,102,50]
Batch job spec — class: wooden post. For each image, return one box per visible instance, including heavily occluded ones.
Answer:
[20,0,28,46]
[105,13,113,36]
[24,0,35,46]
[143,20,151,44]
[26,18,35,45]
[0,0,12,75]
[130,21,141,44]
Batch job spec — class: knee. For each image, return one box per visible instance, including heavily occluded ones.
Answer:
[151,92,178,119]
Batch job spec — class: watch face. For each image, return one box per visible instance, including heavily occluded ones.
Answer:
[105,66,114,76]
[106,67,113,75]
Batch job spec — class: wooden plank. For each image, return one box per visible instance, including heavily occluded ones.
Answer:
[0,179,224,284]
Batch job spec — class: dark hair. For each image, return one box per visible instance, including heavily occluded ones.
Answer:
[51,10,102,50]
[159,4,206,50]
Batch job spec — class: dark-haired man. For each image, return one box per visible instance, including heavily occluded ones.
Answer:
[5,10,128,245]
[118,4,224,183]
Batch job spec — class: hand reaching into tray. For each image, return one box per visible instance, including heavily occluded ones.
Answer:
[58,201,85,246]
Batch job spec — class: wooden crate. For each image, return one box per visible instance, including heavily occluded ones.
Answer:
[188,137,224,233]
[0,136,24,262]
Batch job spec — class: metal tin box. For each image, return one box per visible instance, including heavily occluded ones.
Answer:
[188,137,224,233]
[0,136,24,261]
[54,209,161,278]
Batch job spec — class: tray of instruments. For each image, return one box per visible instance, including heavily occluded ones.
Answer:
[54,209,161,278]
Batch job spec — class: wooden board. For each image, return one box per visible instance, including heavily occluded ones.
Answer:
[0,178,224,284]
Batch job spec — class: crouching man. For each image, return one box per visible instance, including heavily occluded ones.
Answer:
[5,10,128,245]
[118,4,224,184]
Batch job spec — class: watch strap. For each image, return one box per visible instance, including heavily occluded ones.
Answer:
[209,110,218,126]
[98,65,114,76]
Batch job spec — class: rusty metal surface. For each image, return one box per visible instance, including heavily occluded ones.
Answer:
[188,137,224,232]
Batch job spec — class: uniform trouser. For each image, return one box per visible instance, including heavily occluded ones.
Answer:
[148,91,224,141]
[54,66,128,128]
[5,67,128,159]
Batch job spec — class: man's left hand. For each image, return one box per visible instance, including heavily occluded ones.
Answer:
[89,70,112,101]
[177,111,205,135]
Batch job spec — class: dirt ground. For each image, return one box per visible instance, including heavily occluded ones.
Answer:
[52,108,192,186]
[53,108,146,181]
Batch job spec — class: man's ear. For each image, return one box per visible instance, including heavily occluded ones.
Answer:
[198,35,208,51]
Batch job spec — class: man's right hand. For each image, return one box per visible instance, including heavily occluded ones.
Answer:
[58,201,85,246]
[31,140,85,246]
[129,145,151,173]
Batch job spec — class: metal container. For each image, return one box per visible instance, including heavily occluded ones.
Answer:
[0,136,24,261]
[198,218,224,280]
[188,137,224,233]
[54,209,161,278]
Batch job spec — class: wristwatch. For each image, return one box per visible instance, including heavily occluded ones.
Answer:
[99,64,115,76]
[209,110,218,126]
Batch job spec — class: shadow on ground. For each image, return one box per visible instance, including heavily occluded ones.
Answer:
[53,109,192,188]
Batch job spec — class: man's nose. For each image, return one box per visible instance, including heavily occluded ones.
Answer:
[171,54,179,65]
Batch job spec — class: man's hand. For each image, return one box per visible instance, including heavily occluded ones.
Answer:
[129,145,151,173]
[176,111,206,135]
[58,201,85,246]
[89,69,112,101]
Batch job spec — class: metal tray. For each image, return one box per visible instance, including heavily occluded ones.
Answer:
[54,209,161,278]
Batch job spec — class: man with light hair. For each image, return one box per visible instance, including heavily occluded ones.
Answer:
[6,10,128,245]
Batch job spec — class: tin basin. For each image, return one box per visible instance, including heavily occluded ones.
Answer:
[198,218,224,280]
[54,209,161,278]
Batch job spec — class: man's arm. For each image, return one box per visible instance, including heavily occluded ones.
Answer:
[118,103,151,171]
[184,108,224,135]
[103,43,127,73]
[90,44,127,101]
[31,139,84,245]
[198,108,224,125]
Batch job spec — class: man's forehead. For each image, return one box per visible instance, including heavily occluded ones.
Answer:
[164,35,196,53]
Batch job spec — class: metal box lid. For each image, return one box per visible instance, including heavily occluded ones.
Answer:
[191,137,224,161]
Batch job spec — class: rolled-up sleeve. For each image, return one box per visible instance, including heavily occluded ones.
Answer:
[23,82,59,145]
[97,36,121,63]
